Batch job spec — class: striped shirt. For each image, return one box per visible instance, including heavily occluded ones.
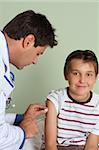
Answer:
[47,87,99,146]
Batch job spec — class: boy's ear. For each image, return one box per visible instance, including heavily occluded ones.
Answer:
[64,76,67,80]
[64,74,68,80]
[22,34,35,48]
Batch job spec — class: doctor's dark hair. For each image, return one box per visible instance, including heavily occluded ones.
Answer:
[64,50,98,79]
[3,10,57,48]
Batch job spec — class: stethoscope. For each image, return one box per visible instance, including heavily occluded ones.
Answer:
[6,71,16,109]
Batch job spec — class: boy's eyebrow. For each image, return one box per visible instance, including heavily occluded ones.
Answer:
[70,69,95,73]
[70,69,80,71]
[86,71,96,74]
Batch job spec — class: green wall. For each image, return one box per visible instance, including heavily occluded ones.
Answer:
[0,0,99,113]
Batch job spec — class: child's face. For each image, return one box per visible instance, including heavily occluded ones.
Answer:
[66,59,97,102]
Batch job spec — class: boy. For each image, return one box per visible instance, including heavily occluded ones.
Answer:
[44,50,99,150]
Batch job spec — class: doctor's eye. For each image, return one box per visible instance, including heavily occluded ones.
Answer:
[36,53,40,57]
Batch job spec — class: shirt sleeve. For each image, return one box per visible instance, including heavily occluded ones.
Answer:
[5,113,16,124]
[0,123,26,150]
[0,94,26,150]
[91,122,99,135]
[47,89,62,114]
[5,113,24,126]
[14,114,24,126]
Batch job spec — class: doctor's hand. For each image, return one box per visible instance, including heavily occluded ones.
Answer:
[20,118,38,138]
[23,103,48,120]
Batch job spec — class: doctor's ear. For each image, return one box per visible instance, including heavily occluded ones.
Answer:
[22,34,35,48]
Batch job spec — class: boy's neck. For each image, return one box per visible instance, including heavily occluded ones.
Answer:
[67,87,92,104]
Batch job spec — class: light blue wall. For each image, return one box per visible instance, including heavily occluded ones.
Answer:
[0,0,99,113]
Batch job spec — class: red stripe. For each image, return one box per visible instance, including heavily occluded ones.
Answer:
[62,109,99,116]
[57,126,86,133]
[64,100,94,107]
[58,116,96,125]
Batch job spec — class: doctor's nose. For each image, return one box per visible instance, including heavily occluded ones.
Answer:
[32,57,38,64]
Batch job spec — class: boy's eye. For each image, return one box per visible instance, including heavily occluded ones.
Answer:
[72,72,79,75]
[87,73,93,77]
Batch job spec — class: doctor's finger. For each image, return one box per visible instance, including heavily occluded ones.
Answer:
[28,103,47,110]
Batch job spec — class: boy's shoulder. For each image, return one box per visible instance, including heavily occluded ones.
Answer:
[93,91,99,99]
[48,87,67,96]
[47,88,67,114]
[92,91,99,107]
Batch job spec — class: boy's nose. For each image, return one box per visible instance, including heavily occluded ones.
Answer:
[79,75,85,83]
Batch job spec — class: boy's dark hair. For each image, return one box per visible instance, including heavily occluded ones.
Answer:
[3,10,57,48]
[64,50,98,78]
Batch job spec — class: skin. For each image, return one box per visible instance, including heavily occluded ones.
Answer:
[20,104,48,138]
[66,59,97,102]
[5,33,47,69]
[84,133,99,150]
[4,33,48,138]
[45,59,98,150]
[45,100,57,150]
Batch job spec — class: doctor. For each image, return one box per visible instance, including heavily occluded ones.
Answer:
[0,10,57,150]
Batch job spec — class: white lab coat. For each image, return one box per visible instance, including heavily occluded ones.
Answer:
[0,31,25,150]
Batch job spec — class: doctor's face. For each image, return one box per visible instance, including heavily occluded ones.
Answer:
[14,45,47,69]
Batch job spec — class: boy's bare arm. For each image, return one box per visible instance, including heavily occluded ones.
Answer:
[45,99,57,150]
[84,133,99,150]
